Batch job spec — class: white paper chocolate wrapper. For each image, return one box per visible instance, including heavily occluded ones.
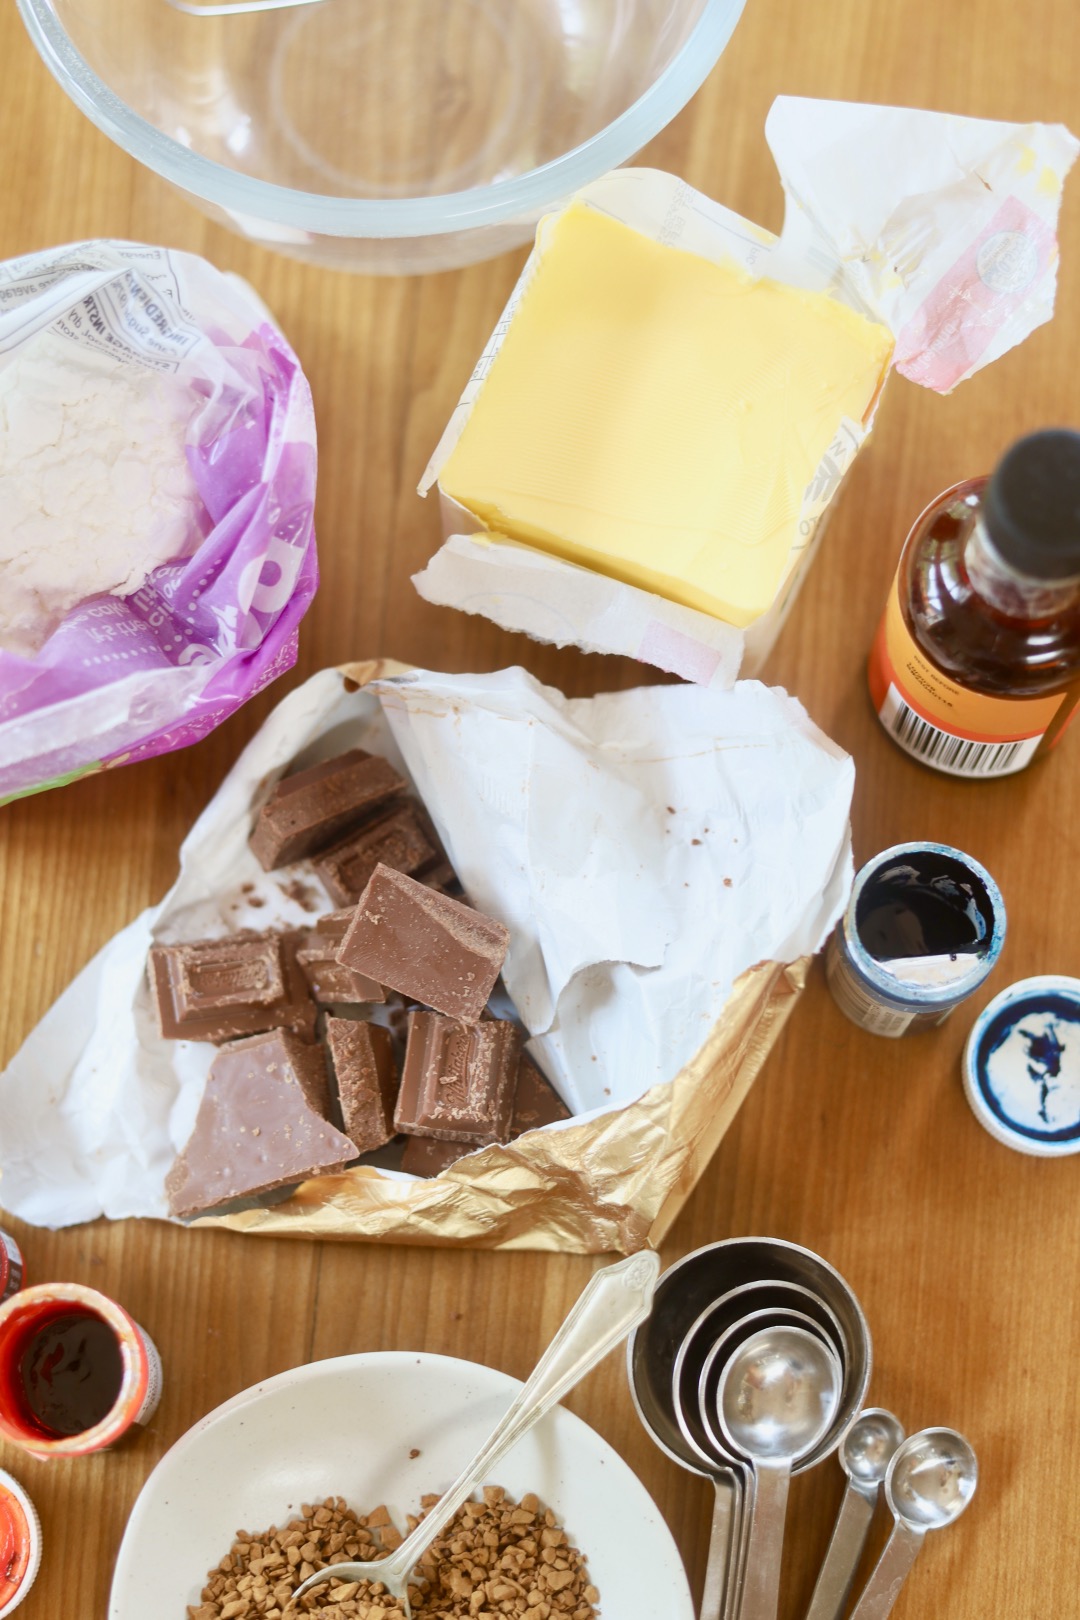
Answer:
[416,98,1078,686]
[0,662,853,1250]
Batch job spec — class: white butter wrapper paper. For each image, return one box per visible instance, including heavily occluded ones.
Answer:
[0,663,853,1231]
[417,97,1078,684]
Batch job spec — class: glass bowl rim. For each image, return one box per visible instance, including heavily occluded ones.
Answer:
[16,0,747,239]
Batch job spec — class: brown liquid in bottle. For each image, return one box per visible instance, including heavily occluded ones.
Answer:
[900,477,1080,749]
[887,466,1080,767]
[18,1310,123,1437]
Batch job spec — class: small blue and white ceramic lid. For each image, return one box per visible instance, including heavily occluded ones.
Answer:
[963,976,1080,1156]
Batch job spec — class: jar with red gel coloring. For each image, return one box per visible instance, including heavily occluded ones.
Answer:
[0,1235,24,1307]
[0,1469,41,1617]
[0,1284,163,1459]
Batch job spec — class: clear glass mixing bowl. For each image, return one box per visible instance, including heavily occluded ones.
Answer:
[17,0,746,273]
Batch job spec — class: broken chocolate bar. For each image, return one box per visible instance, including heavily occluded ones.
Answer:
[149,931,316,1044]
[315,803,440,907]
[296,930,384,1005]
[338,864,509,1023]
[249,749,406,870]
[325,1018,399,1151]
[165,1029,356,1219]
[401,1136,473,1177]
[395,1011,520,1144]
[510,1054,572,1138]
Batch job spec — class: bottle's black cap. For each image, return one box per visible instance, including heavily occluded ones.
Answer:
[983,429,1080,579]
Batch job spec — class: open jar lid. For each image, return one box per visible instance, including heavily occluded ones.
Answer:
[0,1468,41,1617]
[963,976,1080,1156]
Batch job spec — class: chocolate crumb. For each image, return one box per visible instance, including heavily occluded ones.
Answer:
[281,878,320,913]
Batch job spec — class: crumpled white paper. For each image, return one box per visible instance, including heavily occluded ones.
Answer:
[0,665,854,1229]
[416,97,1078,684]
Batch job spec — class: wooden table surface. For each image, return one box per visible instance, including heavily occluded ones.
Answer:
[1,1,1078,1614]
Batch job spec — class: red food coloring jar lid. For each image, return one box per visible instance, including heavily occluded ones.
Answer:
[0,1469,41,1617]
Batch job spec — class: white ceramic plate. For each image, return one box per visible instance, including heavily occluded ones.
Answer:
[110,1351,692,1618]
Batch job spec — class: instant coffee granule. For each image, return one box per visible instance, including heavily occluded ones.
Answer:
[188,1486,600,1620]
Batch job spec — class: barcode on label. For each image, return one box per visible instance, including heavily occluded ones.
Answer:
[879,685,1041,778]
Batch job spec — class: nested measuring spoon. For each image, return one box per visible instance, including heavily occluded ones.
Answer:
[674,1283,847,1469]
[847,1427,977,1620]
[630,1279,749,1620]
[717,1325,843,1620]
[697,1307,836,1469]
[804,1408,905,1620]
[289,1250,658,1618]
[694,1307,837,1620]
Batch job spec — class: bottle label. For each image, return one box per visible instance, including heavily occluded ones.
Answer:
[826,940,915,1036]
[869,579,1064,777]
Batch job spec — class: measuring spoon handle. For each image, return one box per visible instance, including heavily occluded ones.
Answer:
[847,1520,926,1620]
[738,1458,791,1620]
[804,1481,877,1620]
[700,1475,738,1620]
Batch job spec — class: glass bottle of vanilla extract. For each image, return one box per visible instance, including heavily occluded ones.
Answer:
[868,429,1080,778]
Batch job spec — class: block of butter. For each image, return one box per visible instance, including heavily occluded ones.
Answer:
[438,203,892,629]
[421,103,1077,683]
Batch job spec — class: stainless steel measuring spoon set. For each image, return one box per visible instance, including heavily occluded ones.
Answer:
[628,1237,977,1620]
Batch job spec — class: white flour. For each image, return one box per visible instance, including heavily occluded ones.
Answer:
[0,331,204,655]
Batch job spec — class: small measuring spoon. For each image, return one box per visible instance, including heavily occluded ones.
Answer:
[289,1250,658,1617]
[804,1408,905,1620]
[717,1325,842,1620]
[847,1427,977,1620]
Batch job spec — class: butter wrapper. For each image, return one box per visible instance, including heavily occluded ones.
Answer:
[417,98,1078,684]
[0,661,853,1252]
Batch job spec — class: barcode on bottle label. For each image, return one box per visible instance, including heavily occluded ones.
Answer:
[878,684,1042,778]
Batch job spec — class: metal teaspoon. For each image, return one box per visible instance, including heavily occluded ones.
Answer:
[289,1250,659,1618]
[847,1427,977,1620]
[804,1408,905,1620]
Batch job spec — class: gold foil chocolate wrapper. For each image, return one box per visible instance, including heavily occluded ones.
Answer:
[202,956,808,1255]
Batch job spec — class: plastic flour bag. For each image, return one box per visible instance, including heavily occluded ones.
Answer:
[0,240,318,802]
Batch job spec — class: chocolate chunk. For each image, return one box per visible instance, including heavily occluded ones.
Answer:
[419,859,464,896]
[338,865,509,1023]
[249,750,406,870]
[165,1030,356,1219]
[401,1136,473,1177]
[510,1054,572,1138]
[296,931,385,1005]
[314,909,357,937]
[149,932,316,1044]
[325,1018,399,1151]
[395,1011,520,1144]
[315,804,440,907]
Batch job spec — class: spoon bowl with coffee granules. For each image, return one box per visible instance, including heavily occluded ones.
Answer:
[290,1250,659,1618]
